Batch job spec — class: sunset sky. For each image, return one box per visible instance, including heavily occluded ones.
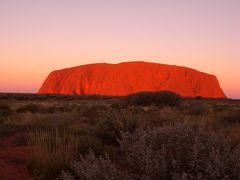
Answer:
[0,0,239,98]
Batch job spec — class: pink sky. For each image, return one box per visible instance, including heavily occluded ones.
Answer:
[0,0,239,98]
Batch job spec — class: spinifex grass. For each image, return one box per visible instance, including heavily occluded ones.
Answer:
[28,128,79,179]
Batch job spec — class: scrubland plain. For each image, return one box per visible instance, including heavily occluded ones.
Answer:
[0,92,240,179]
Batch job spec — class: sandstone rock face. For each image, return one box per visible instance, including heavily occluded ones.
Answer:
[39,61,226,98]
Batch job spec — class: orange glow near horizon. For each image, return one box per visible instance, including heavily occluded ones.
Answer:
[0,0,239,98]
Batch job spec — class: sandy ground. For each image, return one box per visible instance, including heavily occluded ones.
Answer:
[0,132,32,180]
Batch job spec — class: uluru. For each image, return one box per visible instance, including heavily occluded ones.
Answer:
[39,61,226,98]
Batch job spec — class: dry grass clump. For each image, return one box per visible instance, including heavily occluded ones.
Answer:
[28,128,79,179]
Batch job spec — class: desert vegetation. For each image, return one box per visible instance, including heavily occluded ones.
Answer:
[0,92,240,179]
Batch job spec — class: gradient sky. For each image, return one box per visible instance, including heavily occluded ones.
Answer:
[0,0,239,98]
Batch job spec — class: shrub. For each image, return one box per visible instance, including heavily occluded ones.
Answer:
[125,91,181,107]
[0,123,18,137]
[17,104,43,113]
[60,123,240,179]
[186,102,207,116]
[120,123,238,179]
[56,104,74,113]
[92,108,141,145]
[44,106,56,113]
[82,105,107,125]
[212,104,230,112]
[28,128,79,179]
[0,105,12,123]
[158,106,182,125]
[59,150,127,180]
[82,106,142,146]
[17,104,73,114]
[78,135,103,155]
[220,110,240,125]
[195,96,203,100]
[13,134,28,145]
[93,115,121,145]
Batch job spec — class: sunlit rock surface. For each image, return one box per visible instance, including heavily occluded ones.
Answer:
[39,61,226,98]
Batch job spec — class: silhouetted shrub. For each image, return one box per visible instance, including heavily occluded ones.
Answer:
[195,96,203,100]
[17,104,43,113]
[125,91,181,107]
[0,105,12,123]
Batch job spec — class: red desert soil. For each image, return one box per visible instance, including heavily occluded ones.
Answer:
[0,132,32,180]
[39,61,226,98]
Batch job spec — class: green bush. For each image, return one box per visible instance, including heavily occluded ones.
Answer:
[125,91,181,107]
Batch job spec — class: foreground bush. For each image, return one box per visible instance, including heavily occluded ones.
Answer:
[60,151,126,180]
[61,123,240,180]
[120,123,238,179]
[28,128,79,179]
[125,91,181,107]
